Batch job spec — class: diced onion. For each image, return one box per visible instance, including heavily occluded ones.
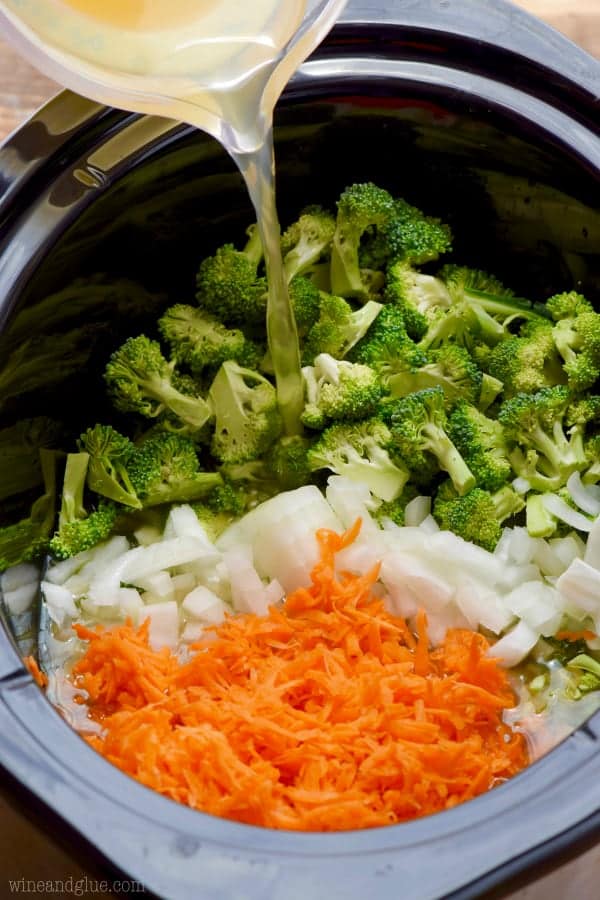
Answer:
[489,620,539,667]
[145,601,179,650]
[405,496,431,527]
[512,477,531,495]
[542,494,594,532]
[566,472,600,517]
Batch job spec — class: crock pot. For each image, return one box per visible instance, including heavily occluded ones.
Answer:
[0,1,599,897]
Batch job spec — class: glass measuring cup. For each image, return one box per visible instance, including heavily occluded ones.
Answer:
[0,0,348,152]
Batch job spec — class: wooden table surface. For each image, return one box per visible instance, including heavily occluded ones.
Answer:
[0,2,599,898]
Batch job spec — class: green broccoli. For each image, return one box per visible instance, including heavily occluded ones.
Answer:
[208,361,282,464]
[379,197,453,266]
[551,307,600,392]
[498,386,587,492]
[158,304,260,374]
[268,435,314,491]
[384,259,452,340]
[302,293,382,364]
[373,484,419,528]
[487,319,565,397]
[128,432,221,507]
[195,225,266,325]
[448,400,512,491]
[388,344,483,409]
[191,480,248,540]
[0,417,63,502]
[105,335,212,434]
[389,387,476,495]
[281,206,336,282]
[350,304,427,383]
[50,502,118,560]
[0,449,58,571]
[301,354,384,429]
[49,452,117,560]
[546,291,594,321]
[433,482,524,551]
[330,183,395,300]
[526,493,557,538]
[289,276,322,334]
[308,419,410,502]
[78,424,141,509]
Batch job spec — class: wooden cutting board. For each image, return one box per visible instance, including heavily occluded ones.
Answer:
[0,2,599,898]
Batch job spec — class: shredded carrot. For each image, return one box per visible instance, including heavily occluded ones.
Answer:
[24,655,48,688]
[70,524,528,831]
[555,629,597,643]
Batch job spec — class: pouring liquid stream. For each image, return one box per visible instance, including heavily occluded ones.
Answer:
[0,0,342,432]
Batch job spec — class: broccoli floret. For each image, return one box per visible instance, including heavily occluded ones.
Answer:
[158,304,260,374]
[373,484,419,528]
[208,361,282,464]
[191,480,248,540]
[389,387,475,495]
[330,183,395,300]
[0,449,58,571]
[308,419,409,502]
[50,502,117,560]
[380,198,453,266]
[105,335,212,435]
[302,293,382,364]
[289,276,321,334]
[195,226,267,325]
[440,265,515,299]
[268,435,314,490]
[362,199,453,271]
[281,206,336,282]
[78,424,141,509]
[448,401,512,491]
[388,345,483,409]
[546,291,594,321]
[301,354,384,429]
[128,432,221,507]
[0,417,62,502]
[552,309,600,392]
[49,452,118,560]
[350,304,427,382]
[567,395,600,429]
[433,482,523,551]
[219,460,281,507]
[418,267,541,353]
[498,386,587,492]
[487,320,565,397]
[384,260,452,340]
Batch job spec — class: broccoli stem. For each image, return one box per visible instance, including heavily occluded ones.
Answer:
[424,426,475,495]
[526,494,556,538]
[59,453,89,529]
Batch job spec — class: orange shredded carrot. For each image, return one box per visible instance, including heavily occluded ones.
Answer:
[70,524,528,831]
[555,629,597,643]
[24,655,48,688]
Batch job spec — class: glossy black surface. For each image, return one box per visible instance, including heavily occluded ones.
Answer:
[0,2,599,898]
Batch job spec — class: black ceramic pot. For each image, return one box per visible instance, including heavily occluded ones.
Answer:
[0,2,599,898]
